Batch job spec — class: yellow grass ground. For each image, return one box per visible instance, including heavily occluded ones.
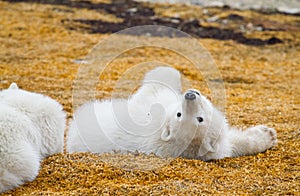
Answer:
[0,0,299,195]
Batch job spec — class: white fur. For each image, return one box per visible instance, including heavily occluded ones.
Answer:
[67,67,277,161]
[0,83,66,193]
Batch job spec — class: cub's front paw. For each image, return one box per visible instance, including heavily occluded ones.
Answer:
[249,125,278,150]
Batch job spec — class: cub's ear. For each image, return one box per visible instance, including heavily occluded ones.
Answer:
[9,82,19,90]
[161,124,172,141]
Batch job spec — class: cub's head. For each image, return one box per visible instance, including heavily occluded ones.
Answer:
[0,83,55,113]
[160,89,209,143]
[1,83,38,106]
[158,88,227,158]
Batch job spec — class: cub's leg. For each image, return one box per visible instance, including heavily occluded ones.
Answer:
[132,66,182,102]
[143,66,182,92]
[0,142,40,193]
[228,125,277,157]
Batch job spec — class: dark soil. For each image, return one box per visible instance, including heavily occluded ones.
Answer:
[5,0,284,45]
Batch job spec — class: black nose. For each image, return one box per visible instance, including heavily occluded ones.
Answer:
[185,92,196,100]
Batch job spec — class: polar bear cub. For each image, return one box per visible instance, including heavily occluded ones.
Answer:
[67,67,277,161]
[0,83,66,193]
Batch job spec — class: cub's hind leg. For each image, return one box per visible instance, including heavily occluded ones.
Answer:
[143,66,182,93]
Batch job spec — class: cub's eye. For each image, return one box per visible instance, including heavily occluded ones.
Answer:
[197,117,203,123]
[195,91,200,96]
[177,112,182,117]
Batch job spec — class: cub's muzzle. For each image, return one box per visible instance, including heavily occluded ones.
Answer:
[185,92,196,100]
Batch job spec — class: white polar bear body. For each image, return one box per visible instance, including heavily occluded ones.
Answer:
[68,67,186,156]
[0,83,66,193]
[67,67,277,161]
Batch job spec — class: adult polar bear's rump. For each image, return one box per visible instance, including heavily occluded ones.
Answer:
[0,83,66,193]
[67,67,277,161]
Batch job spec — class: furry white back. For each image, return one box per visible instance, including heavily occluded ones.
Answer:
[0,83,66,193]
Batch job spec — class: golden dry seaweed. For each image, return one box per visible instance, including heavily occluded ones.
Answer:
[0,0,299,195]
